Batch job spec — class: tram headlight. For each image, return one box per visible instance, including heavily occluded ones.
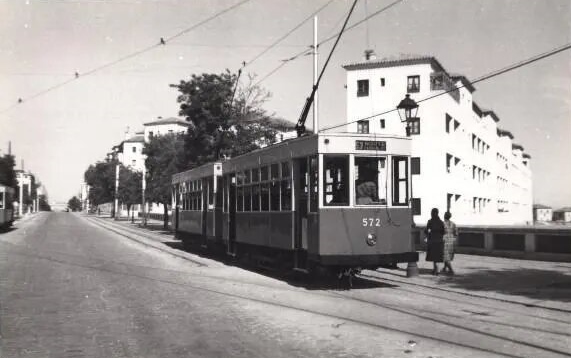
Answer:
[366,233,377,246]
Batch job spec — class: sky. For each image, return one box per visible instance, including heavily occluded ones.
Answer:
[0,0,569,207]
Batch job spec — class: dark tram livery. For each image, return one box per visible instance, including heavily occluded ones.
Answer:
[0,184,15,229]
[172,132,418,276]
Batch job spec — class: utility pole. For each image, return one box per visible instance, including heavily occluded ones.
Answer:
[141,156,147,226]
[313,16,319,134]
[114,163,119,220]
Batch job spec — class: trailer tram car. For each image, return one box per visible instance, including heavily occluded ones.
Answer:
[0,184,15,229]
[172,132,418,277]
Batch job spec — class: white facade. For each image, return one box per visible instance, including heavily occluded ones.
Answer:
[343,55,533,225]
[143,117,189,142]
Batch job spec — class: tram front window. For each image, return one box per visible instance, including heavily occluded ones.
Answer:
[355,157,387,205]
[323,156,349,206]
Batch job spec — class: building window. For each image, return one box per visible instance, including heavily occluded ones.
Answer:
[356,120,369,134]
[379,119,385,129]
[446,154,452,173]
[132,146,136,153]
[408,118,420,135]
[149,131,154,138]
[168,129,173,134]
[357,79,369,97]
[407,75,420,93]
[132,160,136,166]
[445,113,452,133]
[411,157,420,175]
[380,78,385,87]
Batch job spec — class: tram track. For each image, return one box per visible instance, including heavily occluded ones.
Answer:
[4,214,569,357]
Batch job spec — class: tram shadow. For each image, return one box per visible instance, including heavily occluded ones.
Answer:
[0,226,16,234]
[437,267,571,303]
[163,241,395,290]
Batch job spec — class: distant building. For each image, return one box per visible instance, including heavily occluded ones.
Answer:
[553,207,571,222]
[533,204,552,222]
[15,170,34,216]
[143,117,189,142]
[342,53,533,225]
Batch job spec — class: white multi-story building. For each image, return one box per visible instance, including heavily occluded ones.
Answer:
[342,54,533,225]
[143,117,189,142]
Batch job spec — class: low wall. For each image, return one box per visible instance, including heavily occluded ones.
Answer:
[413,225,571,262]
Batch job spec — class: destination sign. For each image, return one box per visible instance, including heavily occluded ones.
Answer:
[355,140,386,151]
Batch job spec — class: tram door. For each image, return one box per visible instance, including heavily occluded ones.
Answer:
[227,174,237,255]
[294,158,309,268]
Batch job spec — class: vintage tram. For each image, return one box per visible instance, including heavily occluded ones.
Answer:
[172,132,418,276]
[0,184,15,229]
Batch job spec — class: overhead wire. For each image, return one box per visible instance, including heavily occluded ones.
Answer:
[254,0,405,86]
[0,0,253,115]
[318,41,571,133]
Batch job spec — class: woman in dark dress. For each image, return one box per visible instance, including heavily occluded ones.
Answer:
[425,208,445,275]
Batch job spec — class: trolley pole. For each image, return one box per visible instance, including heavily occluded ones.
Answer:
[312,15,319,134]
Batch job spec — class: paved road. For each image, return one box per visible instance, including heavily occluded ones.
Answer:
[0,212,569,358]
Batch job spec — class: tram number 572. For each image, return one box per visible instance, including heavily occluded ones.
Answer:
[362,218,381,227]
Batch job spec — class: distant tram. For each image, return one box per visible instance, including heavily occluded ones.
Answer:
[0,184,15,229]
[172,132,418,277]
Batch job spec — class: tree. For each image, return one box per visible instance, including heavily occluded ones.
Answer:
[117,167,142,218]
[38,194,51,211]
[170,71,282,168]
[68,196,82,212]
[84,160,116,208]
[0,154,17,188]
[143,133,186,229]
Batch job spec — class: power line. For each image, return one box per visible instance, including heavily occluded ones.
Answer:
[254,0,405,86]
[243,0,336,69]
[319,41,571,133]
[0,0,252,115]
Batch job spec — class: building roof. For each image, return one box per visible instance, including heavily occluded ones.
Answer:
[512,143,524,151]
[497,128,514,139]
[533,204,551,209]
[482,110,500,123]
[554,207,571,212]
[143,117,189,127]
[124,135,145,143]
[342,54,446,72]
[449,74,476,93]
[472,102,483,117]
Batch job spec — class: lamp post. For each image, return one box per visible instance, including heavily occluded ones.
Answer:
[396,94,419,137]
[396,94,420,277]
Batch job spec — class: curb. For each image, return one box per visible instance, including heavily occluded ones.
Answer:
[84,216,222,268]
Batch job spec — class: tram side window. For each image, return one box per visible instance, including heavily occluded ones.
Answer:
[270,164,280,211]
[252,184,260,211]
[244,186,252,211]
[355,157,387,205]
[237,186,244,212]
[323,156,349,206]
[392,156,409,206]
[216,176,223,208]
[281,161,292,211]
[261,182,269,211]
[1,192,4,209]
[309,156,318,212]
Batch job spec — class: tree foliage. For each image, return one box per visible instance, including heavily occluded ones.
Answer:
[38,194,51,211]
[0,154,17,188]
[84,160,117,206]
[118,167,142,214]
[68,196,82,212]
[143,133,186,228]
[170,71,284,168]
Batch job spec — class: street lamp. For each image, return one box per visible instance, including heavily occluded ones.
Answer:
[396,94,419,137]
[141,154,147,227]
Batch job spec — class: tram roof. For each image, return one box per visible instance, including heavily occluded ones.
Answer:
[0,184,15,193]
[172,162,222,184]
[222,132,411,172]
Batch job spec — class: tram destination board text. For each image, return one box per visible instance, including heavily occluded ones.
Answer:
[355,140,386,151]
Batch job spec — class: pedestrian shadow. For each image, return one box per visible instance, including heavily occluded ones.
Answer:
[437,267,571,303]
[162,241,395,290]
